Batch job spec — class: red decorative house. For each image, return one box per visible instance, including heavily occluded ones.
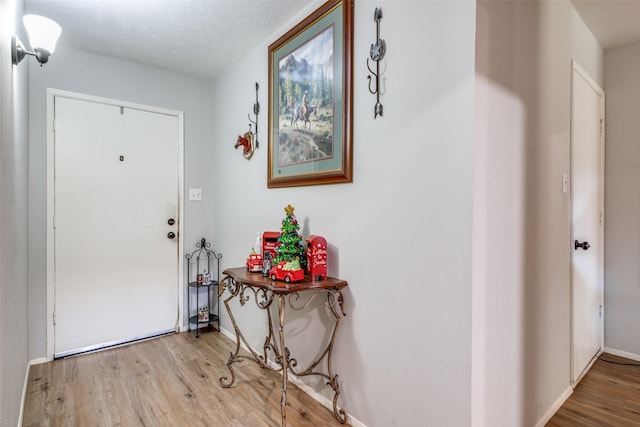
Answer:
[306,235,327,280]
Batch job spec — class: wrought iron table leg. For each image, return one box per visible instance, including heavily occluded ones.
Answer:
[219,290,241,388]
[286,289,347,423]
[264,298,282,365]
[278,294,288,426]
[327,290,347,423]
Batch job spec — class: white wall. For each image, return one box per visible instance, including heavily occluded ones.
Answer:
[28,46,215,359]
[0,0,30,424]
[603,40,640,359]
[212,1,475,425]
[474,1,603,425]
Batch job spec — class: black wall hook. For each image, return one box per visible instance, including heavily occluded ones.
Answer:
[367,7,386,119]
[248,82,260,148]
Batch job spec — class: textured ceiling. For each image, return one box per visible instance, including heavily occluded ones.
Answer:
[23,1,640,83]
[24,0,310,82]
[571,0,640,49]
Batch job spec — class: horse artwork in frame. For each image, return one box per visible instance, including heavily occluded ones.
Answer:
[268,0,353,188]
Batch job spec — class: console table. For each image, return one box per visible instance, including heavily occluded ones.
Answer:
[219,267,348,426]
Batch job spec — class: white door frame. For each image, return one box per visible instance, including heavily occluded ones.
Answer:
[570,60,605,384]
[45,88,185,361]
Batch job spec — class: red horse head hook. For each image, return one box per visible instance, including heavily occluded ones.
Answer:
[234,132,254,160]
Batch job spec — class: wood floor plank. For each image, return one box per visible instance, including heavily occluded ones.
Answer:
[547,353,640,427]
[23,331,348,426]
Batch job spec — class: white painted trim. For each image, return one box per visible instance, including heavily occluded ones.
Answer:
[573,349,602,386]
[176,108,185,336]
[572,60,604,97]
[283,369,366,427]
[217,326,366,426]
[45,88,185,360]
[46,89,55,360]
[603,347,640,362]
[18,358,49,426]
[219,326,237,343]
[17,363,30,427]
[29,357,48,365]
[534,385,573,427]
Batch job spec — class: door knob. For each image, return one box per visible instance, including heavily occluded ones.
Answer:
[167,232,176,239]
[574,240,590,251]
[168,218,175,226]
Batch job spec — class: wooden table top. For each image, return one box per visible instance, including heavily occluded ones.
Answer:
[222,267,348,294]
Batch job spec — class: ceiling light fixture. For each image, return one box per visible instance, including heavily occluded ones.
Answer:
[12,14,61,66]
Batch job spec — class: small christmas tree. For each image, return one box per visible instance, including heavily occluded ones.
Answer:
[275,204,305,269]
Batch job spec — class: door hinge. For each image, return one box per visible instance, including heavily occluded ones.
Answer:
[53,311,56,325]
[53,118,56,132]
[600,211,603,226]
[600,118,604,137]
[599,304,603,318]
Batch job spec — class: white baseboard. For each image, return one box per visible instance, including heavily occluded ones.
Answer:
[534,385,572,427]
[19,358,48,427]
[17,363,29,427]
[217,326,366,426]
[218,326,236,343]
[30,357,48,365]
[346,413,367,427]
[603,347,640,362]
[283,370,366,427]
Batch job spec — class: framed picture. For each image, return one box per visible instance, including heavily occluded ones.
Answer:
[268,0,353,188]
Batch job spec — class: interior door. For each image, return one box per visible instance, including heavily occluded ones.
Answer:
[53,95,180,358]
[571,61,605,384]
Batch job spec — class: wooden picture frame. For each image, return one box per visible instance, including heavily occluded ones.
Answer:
[268,0,353,188]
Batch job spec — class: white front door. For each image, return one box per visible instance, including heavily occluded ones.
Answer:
[570,61,605,384]
[52,94,182,357]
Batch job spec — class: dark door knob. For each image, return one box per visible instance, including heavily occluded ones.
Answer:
[168,218,175,226]
[167,232,176,239]
[574,240,590,251]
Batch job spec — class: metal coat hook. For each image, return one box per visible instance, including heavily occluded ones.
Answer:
[367,7,386,119]
[248,82,260,148]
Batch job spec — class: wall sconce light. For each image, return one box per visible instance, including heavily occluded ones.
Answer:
[12,14,62,66]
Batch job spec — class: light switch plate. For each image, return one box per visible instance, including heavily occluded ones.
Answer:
[189,188,202,201]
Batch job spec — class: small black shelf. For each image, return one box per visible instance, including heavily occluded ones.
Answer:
[185,238,222,338]
[188,281,219,288]
[189,314,220,325]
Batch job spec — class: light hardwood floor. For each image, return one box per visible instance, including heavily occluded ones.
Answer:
[23,330,348,426]
[547,353,640,426]
[25,333,639,427]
